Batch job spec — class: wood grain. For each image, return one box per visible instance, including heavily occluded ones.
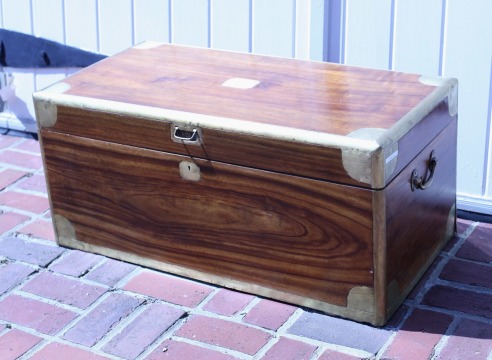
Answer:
[51,106,359,186]
[385,119,457,297]
[41,129,374,307]
[62,44,436,136]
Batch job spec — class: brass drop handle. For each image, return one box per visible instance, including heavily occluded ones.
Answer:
[411,151,437,191]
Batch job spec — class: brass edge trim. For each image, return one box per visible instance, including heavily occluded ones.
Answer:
[33,82,71,128]
[419,76,458,117]
[29,90,380,152]
[347,286,375,313]
[447,203,457,238]
[58,236,379,325]
[34,101,57,128]
[343,128,388,185]
[379,77,458,149]
[340,148,374,184]
[372,190,388,326]
[53,214,76,242]
[367,77,458,188]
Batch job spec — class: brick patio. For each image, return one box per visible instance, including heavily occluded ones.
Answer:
[0,132,491,360]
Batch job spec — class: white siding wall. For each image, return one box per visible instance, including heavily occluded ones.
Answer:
[0,0,491,213]
[340,0,492,213]
[0,0,324,130]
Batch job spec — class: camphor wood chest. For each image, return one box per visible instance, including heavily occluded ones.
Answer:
[33,42,457,326]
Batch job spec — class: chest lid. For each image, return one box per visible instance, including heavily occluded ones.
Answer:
[33,42,457,189]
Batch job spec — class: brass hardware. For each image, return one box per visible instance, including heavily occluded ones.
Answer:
[174,127,197,141]
[171,124,201,145]
[411,150,437,191]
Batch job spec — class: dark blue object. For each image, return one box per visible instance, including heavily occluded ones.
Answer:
[0,29,107,68]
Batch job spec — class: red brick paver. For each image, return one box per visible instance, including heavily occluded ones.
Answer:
[0,328,43,360]
[145,339,238,360]
[436,318,492,360]
[0,262,35,295]
[102,303,185,359]
[383,309,454,360]
[18,219,56,241]
[0,236,64,266]
[440,258,492,289]
[243,299,297,330]
[21,271,107,309]
[0,135,20,148]
[15,139,41,153]
[62,293,143,346]
[203,288,255,316]
[0,190,49,213]
[422,285,492,319]
[0,150,43,169]
[123,270,214,307]
[318,349,362,360]
[175,315,272,355]
[16,173,48,192]
[0,294,77,335]
[30,342,111,360]
[262,337,317,360]
[50,250,102,277]
[84,258,136,286]
[0,169,27,190]
[0,211,29,233]
[456,223,492,263]
[1,133,492,360]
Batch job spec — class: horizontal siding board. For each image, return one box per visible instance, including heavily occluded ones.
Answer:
[98,0,134,55]
[32,0,64,43]
[64,0,98,52]
[252,0,296,57]
[172,0,209,47]
[211,0,250,52]
[344,0,392,69]
[134,0,170,44]
[442,0,492,196]
[392,0,442,75]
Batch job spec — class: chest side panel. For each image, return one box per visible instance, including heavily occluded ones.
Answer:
[41,129,374,308]
[387,100,454,184]
[385,119,457,312]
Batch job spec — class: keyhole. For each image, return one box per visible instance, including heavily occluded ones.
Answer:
[179,161,200,181]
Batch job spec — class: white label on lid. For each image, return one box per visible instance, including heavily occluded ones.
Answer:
[222,78,260,89]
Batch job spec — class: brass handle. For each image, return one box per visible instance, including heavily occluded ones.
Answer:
[411,151,438,191]
[173,126,198,142]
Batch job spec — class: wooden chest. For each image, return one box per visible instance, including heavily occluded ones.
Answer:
[33,43,457,326]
